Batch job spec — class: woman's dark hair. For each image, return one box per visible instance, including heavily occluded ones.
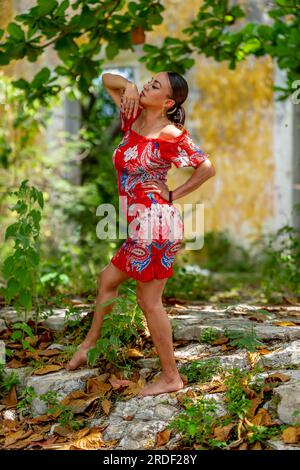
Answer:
[165,71,189,129]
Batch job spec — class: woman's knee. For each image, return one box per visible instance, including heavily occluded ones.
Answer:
[136,292,162,313]
[97,265,119,292]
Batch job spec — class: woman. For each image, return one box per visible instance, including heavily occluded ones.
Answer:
[65,71,216,397]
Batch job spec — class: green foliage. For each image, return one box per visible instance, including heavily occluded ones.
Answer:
[0,0,164,98]
[0,364,21,398]
[224,326,266,352]
[1,180,44,322]
[141,0,299,100]
[40,389,84,430]
[247,424,283,444]
[199,327,220,344]
[194,230,257,273]
[86,287,145,368]
[180,358,222,384]
[223,367,262,419]
[16,386,37,412]
[167,395,225,448]
[0,0,297,110]
[10,322,36,353]
[168,365,274,449]
[259,223,300,301]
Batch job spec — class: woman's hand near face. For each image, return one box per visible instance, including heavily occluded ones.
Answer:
[121,81,141,120]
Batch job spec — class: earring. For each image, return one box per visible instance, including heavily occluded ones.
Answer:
[161,106,166,118]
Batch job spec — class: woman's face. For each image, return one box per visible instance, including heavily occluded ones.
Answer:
[140,72,175,111]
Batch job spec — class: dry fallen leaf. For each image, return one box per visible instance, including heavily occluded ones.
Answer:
[61,390,101,414]
[273,321,298,327]
[247,352,261,368]
[213,423,235,441]
[211,336,229,346]
[251,408,274,426]
[3,386,18,407]
[251,441,262,450]
[125,348,144,359]
[123,415,134,421]
[33,364,63,375]
[257,348,273,355]
[109,375,134,389]
[155,429,171,447]
[36,349,62,357]
[101,399,111,415]
[6,359,24,368]
[265,372,291,383]
[30,435,58,448]
[4,429,33,448]
[282,426,300,444]
[248,397,263,417]
[238,442,248,450]
[70,430,109,450]
[5,433,44,450]
[86,377,112,395]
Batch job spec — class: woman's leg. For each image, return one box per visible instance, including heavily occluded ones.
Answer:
[65,262,131,370]
[136,277,184,397]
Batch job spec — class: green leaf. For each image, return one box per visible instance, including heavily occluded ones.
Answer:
[31,68,51,88]
[12,78,30,90]
[36,191,44,209]
[19,291,32,313]
[13,322,34,338]
[11,330,22,341]
[56,0,69,17]
[6,277,20,300]
[257,25,273,41]
[106,42,119,60]
[240,38,261,54]
[37,0,58,16]
[2,256,15,279]
[7,23,25,41]
[14,267,28,286]
[5,223,19,240]
[0,51,10,65]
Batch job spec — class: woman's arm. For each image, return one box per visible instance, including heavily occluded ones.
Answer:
[101,73,134,110]
[172,160,216,201]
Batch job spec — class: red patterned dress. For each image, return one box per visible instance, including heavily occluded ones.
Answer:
[110,106,210,282]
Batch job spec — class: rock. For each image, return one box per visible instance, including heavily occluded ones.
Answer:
[272,380,300,424]
[139,368,152,379]
[0,340,5,365]
[102,394,180,449]
[26,368,100,416]
[0,318,7,333]
[177,350,249,372]
[266,439,300,450]
[4,366,33,396]
[87,417,109,429]
[137,358,160,369]
[257,341,300,368]
[174,343,208,359]
[47,343,66,351]
[171,315,300,343]
[116,420,167,449]
[202,393,227,417]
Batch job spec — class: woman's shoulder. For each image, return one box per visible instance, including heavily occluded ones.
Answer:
[159,122,188,142]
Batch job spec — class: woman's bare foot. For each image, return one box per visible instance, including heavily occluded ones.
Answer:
[65,343,95,371]
[137,373,184,397]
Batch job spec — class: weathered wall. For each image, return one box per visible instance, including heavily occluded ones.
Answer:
[1,0,291,251]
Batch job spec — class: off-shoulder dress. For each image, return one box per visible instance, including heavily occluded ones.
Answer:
[110,106,210,282]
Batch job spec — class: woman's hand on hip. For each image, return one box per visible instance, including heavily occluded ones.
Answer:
[141,180,170,201]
